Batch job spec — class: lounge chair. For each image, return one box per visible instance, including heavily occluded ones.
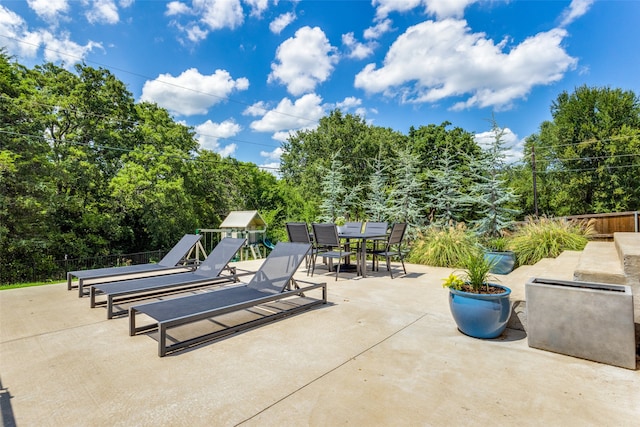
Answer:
[90,238,246,319]
[68,234,202,297]
[129,242,327,357]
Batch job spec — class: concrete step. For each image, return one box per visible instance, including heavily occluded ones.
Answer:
[573,241,626,285]
[615,232,640,282]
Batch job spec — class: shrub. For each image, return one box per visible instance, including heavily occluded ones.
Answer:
[508,216,595,265]
[408,223,479,268]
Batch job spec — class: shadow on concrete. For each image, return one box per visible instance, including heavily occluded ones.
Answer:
[0,377,16,427]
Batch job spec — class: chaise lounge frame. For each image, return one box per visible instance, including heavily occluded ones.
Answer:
[129,242,327,357]
[68,234,203,297]
[90,238,247,319]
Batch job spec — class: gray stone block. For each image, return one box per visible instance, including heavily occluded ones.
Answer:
[526,277,636,370]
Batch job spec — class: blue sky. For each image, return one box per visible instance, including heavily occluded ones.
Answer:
[1,0,639,169]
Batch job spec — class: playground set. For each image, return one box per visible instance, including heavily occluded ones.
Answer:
[196,210,274,261]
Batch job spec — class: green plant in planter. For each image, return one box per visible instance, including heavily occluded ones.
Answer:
[442,251,498,294]
[442,251,512,339]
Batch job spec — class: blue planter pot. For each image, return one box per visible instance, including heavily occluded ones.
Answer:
[484,251,516,275]
[448,284,512,339]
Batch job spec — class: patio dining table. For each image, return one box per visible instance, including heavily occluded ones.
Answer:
[338,230,388,278]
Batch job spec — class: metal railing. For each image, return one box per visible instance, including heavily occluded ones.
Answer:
[2,249,167,285]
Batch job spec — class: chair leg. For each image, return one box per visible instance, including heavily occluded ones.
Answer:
[387,256,394,279]
[310,253,317,277]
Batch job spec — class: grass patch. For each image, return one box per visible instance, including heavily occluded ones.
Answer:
[1,281,60,290]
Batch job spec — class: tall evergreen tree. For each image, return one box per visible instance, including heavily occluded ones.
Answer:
[427,147,474,225]
[318,151,348,222]
[469,119,520,238]
[388,144,424,235]
[365,154,390,221]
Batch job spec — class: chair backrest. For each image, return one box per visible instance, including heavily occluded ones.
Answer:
[286,222,311,244]
[387,223,407,247]
[158,234,202,267]
[344,222,362,232]
[248,242,311,294]
[312,223,341,247]
[364,221,388,235]
[193,237,246,278]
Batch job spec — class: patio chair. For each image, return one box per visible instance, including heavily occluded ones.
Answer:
[68,234,202,297]
[310,223,355,281]
[90,238,247,319]
[129,242,326,357]
[343,222,362,232]
[364,221,388,270]
[286,222,314,271]
[369,222,407,279]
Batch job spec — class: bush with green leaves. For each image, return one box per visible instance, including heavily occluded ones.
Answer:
[408,223,479,268]
[507,216,595,265]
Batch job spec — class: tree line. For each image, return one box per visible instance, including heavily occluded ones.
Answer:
[1,51,639,283]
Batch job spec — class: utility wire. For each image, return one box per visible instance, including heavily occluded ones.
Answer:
[0,129,283,171]
[0,94,281,150]
[0,34,320,126]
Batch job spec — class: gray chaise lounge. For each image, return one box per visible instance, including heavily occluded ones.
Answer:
[68,234,202,297]
[129,242,327,357]
[90,238,246,319]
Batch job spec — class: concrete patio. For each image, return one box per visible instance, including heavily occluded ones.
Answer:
[1,251,639,426]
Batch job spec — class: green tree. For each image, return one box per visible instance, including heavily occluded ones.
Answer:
[469,119,519,238]
[538,85,640,214]
[426,147,474,225]
[0,52,57,282]
[365,152,391,221]
[388,144,425,235]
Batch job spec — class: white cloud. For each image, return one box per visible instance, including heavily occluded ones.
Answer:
[0,5,101,64]
[336,96,362,111]
[166,1,191,16]
[354,19,577,111]
[249,93,325,133]
[423,0,480,19]
[86,0,120,25]
[26,0,69,22]
[166,0,244,41]
[140,68,249,116]
[268,26,339,96]
[372,0,422,19]
[372,0,479,20]
[39,30,103,64]
[269,12,296,34]
[243,101,270,117]
[364,18,392,40]
[475,127,524,164]
[0,6,39,57]
[560,0,594,27]
[185,23,208,42]
[342,32,374,60]
[260,146,283,161]
[244,0,269,18]
[195,119,240,156]
[198,0,244,31]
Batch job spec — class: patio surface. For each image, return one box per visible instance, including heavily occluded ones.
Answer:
[1,251,639,426]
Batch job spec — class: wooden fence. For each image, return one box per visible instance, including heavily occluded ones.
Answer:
[562,211,639,239]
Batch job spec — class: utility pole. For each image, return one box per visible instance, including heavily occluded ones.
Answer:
[532,144,539,217]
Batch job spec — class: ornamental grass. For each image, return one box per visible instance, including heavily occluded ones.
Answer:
[408,223,479,268]
[507,216,595,265]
